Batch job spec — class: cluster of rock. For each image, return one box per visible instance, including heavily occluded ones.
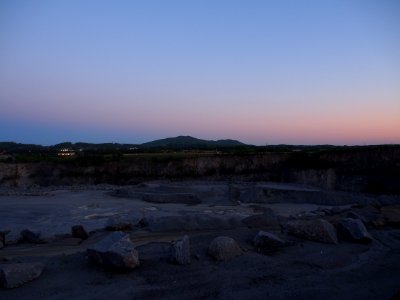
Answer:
[284,218,372,244]
[102,213,244,233]
[293,204,400,229]
[20,229,46,244]
[1,203,399,289]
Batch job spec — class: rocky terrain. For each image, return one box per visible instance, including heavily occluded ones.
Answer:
[0,180,399,299]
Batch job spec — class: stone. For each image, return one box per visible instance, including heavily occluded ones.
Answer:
[347,206,384,227]
[105,216,134,231]
[338,218,373,243]
[381,205,400,227]
[20,229,45,244]
[86,231,139,270]
[170,235,191,265]
[208,236,242,261]
[138,218,149,228]
[253,231,286,252]
[0,262,44,288]
[71,225,89,240]
[286,219,338,244]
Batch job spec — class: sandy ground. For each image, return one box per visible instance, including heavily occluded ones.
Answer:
[1,182,400,299]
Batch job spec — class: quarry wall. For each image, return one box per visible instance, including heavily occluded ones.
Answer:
[0,148,399,194]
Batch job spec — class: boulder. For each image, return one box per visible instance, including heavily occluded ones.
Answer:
[253,231,286,252]
[169,235,191,265]
[347,206,385,227]
[87,232,139,271]
[208,236,242,261]
[20,229,46,244]
[71,225,89,240]
[138,218,149,228]
[381,205,400,227]
[338,218,373,243]
[0,262,44,288]
[105,216,135,231]
[286,219,338,244]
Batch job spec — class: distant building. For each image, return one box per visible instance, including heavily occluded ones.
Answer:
[57,148,76,157]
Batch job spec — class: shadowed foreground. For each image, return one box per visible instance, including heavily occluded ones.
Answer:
[1,183,399,299]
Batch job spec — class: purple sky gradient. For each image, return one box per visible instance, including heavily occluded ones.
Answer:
[1,0,399,145]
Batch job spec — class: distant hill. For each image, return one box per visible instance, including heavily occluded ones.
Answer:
[140,136,246,149]
[0,136,246,152]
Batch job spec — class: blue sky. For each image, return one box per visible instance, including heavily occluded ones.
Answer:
[1,0,399,145]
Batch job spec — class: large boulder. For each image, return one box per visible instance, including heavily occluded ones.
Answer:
[0,262,44,288]
[20,229,46,244]
[208,236,242,261]
[381,205,400,227]
[253,231,286,252]
[338,218,373,243]
[347,206,385,227]
[105,215,137,231]
[87,232,139,271]
[71,225,89,240]
[169,235,191,265]
[286,219,338,244]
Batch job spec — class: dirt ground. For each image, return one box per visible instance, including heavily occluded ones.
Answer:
[1,182,399,299]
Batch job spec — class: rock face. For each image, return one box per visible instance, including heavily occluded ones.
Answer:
[20,229,45,244]
[338,218,373,243]
[2,147,400,194]
[381,205,400,227]
[253,231,286,252]
[286,219,338,244]
[71,225,89,240]
[86,232,139,270]
[208,236,242,261]
[0,262,44,288]
[170,235,191,265]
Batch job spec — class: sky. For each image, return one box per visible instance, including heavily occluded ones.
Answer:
[0,0,399,145]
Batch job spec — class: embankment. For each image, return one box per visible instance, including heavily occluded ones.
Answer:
[0,147,399,194]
